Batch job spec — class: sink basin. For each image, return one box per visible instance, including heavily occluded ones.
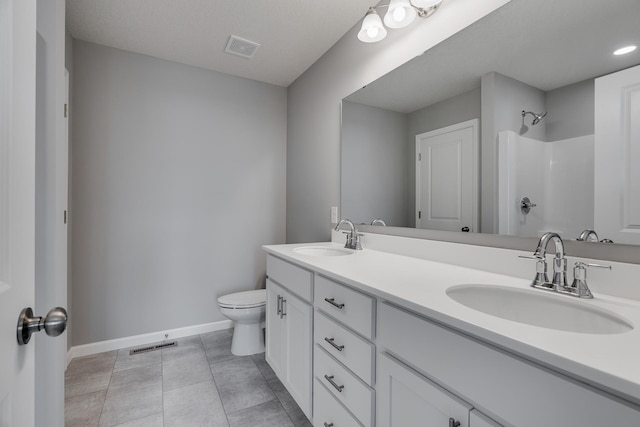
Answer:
[292,246,353,257]
[446,284,633,334]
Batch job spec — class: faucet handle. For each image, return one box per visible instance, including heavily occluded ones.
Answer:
[518,255,544,260]
[519,255,549,288]
[575,262,612,270]
[569,262,611,298]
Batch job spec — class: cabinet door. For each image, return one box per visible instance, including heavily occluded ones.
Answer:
[265,279,286,378]
[283,290,313,418]
[378,353,471,427]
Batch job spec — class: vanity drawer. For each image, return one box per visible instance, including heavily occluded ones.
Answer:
[313,378,363,427]
[314,275,374,339]
[315,346,374,427]
[315,311,375,386]
[267,255,313,302]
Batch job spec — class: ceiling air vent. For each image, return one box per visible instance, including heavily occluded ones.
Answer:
[224,35,261,59]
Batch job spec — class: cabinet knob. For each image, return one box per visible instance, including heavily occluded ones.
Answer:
[449,418,461,427]
[323,423,334,427]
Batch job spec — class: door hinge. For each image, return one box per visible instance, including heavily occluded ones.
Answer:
[64,210,67,224]
[64,103,68,118]
[418,211,422,219]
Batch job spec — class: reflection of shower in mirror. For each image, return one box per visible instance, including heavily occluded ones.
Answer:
[521,110,547,125]
[497,131,594,238]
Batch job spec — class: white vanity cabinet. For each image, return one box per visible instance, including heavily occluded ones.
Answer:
[378,302,640,427]
[263,247,640,427]
[265,256,313,418]
[313,275,376,427]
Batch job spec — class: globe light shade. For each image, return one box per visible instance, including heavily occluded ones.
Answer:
[358,8,388,43]
[384,0,417,29]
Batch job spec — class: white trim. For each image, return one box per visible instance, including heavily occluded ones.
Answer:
[66,319,233,367]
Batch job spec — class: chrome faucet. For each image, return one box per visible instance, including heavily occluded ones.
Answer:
[532,232,568,289]
[521,232,611,298]
[577,229,599,242]
[370,218,387,226]
[334,219,362,250]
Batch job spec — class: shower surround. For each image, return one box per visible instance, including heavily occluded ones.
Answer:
[498,130,594,238]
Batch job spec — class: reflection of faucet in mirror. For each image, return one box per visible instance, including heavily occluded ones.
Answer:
[334,219,363,250]
[577,229,599,242]
[370,218,387,226]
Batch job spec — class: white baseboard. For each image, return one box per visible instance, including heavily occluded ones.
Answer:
[66,320,233,367]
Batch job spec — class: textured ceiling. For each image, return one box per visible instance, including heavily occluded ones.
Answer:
[66,0,374,87]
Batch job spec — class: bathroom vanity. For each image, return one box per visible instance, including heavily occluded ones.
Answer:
[263,232,640,426]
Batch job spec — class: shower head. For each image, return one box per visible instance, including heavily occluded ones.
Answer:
[521,110,547,125]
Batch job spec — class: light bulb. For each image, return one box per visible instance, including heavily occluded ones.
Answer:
[384,0,416,29]
[358,8,387,43]
[393,7,406,22]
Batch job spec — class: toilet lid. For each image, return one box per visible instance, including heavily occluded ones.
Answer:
[218,289,266,308]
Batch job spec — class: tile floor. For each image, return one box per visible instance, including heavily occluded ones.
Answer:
[65,329,312,427]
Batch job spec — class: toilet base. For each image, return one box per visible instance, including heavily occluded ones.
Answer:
[231,322,265,356]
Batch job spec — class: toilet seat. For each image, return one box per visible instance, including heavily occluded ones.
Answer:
[218,289,266,309]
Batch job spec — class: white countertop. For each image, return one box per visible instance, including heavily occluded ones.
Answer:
[263,241,640,406]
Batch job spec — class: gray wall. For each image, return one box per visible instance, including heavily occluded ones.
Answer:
[545,78,594,141]
[341,101,409,227]
[71,40,287,345]
[286,0,510,243]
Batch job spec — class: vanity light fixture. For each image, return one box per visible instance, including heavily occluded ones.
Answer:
[613,45,637,56]
[357,0,443,43]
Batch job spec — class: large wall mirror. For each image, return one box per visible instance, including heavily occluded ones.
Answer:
[341,0,640,248]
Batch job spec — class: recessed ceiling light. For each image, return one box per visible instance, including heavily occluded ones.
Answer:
[613,45,637,56]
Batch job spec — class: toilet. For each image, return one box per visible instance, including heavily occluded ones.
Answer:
[217,289,267,356]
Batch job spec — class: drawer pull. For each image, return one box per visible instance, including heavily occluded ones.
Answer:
[324,423,334,427]
[276,295,282,316]
[280,298,287,319]
[324,337,344,352]
[324,298,345,310]
[324,374,345,392]
[449,418,461,427]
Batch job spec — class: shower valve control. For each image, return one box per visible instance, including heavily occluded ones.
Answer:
[520,196,537,215]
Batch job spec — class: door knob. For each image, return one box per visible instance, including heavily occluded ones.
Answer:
[17,307,68,345]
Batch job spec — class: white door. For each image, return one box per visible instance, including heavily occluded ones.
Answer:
[594,64,640,244]
[416,119,478,232]
[0,0,38,425]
